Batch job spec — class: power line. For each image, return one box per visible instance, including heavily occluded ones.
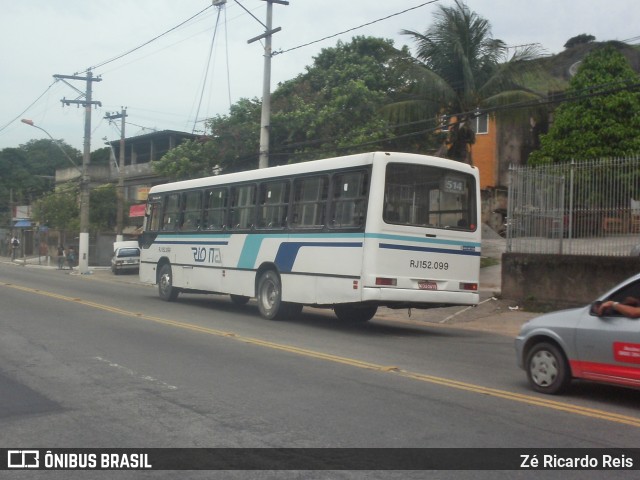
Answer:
[193,6,224,133]
[0,80,59,134]
[87,4,214,73]
[272,0,441,56]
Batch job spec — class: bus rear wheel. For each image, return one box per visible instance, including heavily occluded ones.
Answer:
[334,304,378,322]
[158,264,179,301]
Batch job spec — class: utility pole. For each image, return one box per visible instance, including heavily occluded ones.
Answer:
[53,69,102,274]
[245,0,288,169]
[105,108,127,243]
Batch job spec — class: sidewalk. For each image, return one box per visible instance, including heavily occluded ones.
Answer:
[2,231,540,337]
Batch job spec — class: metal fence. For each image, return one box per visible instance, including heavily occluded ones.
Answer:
[506,156,640,256]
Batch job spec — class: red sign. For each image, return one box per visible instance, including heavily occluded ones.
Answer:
[129,204,146,217]
[613,342,640,364]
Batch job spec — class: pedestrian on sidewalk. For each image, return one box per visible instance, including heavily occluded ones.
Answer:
[10,235,20,261]
[67,246,76,270]
[57,245,66,269]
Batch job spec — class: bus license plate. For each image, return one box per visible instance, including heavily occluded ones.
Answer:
[418,281,437,290]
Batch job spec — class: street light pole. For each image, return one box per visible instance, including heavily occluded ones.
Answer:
[20,118,88,272]
[21,119,82,173]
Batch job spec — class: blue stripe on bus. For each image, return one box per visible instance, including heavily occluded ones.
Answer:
[365,232,481,249]
[378,243,481,256]
[274,242,363,272]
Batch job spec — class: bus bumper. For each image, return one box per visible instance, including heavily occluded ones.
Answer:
[362,287,479,307]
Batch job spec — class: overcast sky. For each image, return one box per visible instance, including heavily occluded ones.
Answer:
[1,0,638,152]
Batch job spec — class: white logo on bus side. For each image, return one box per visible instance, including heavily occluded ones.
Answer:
[192,247,222,264]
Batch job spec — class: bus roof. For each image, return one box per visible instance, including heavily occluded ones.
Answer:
[148,151,477,195]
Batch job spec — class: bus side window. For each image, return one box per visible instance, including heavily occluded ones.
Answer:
[146,202,161,232]
[291,175,328,228]
[181,190,203,231]
[229,184,256,230]
[161,193,180,231]
[330,171,368,228]
[258,181,289,229]
[203,188,227,231]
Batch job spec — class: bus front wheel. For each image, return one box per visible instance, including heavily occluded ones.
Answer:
[334,304,377,322]
[257,270,284,319]
[256,270,301,320]
[158,264,179,302]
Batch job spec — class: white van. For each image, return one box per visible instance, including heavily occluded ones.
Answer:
[111,241,140,275]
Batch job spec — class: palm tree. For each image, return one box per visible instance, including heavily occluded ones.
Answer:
[388,0,552,163]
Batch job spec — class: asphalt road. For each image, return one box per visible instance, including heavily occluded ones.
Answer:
[1,262,639,479]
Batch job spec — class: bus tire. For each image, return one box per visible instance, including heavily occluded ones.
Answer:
[256,270,290,320]
[158,264,179,302]
[334,304,378,322]
[230,294,250,306]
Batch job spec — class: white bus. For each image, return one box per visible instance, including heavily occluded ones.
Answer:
[139,151,481,321]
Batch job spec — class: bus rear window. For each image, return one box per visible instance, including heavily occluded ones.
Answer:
[384,164,476,230]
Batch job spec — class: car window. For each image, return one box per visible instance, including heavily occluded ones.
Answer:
[609,280,640,302]
[117,248,140,258]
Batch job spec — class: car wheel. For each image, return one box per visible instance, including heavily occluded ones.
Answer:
[158,264,179,302]
[230,294,250,306]
[334,304,378,322]
[526,342,571,394]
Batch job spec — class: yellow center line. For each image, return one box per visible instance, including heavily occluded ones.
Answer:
[4,281,640,428]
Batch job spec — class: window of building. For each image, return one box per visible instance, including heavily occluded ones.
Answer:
[471,113,489,134]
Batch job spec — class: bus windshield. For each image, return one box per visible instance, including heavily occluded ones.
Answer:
[383,163,477,231]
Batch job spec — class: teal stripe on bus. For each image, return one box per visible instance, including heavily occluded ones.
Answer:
[236,233,364,269]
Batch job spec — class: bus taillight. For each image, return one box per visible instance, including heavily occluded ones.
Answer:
[376,277,397,286]
[460,282,478,291]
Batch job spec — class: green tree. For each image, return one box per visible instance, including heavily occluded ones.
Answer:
[270,36,415,162]
[564,34,596,50]
[0,139,82,225]
[91,146,113,166]
[529,45,640,164]
[153,36,415,179]
[387,0,550,162]
[32,184,79,235]
[33,182,121,234]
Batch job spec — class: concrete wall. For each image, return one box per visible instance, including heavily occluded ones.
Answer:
[502,253,640,310]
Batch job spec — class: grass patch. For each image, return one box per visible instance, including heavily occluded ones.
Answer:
[481,257,500,268]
